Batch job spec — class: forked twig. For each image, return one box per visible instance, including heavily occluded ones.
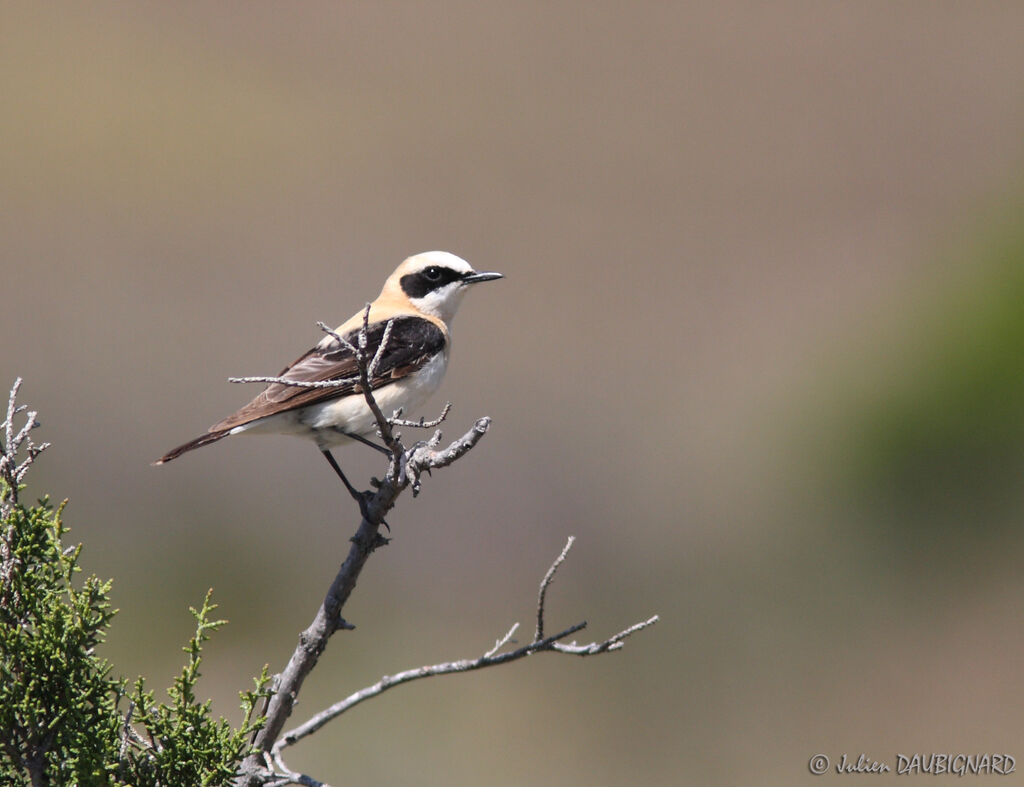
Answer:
[268,537,659,767]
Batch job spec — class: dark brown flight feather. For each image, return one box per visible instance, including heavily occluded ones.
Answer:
[154,316,445,464]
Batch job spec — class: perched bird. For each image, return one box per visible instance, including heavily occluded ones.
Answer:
[154,251,502,492]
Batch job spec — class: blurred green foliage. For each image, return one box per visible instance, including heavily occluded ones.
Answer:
[841,206,1024,543]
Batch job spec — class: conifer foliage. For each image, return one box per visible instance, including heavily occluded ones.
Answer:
[0,379,268,786]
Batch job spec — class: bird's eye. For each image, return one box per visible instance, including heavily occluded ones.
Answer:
[423,266,443,282]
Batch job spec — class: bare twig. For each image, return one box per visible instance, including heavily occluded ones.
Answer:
[484,622,520,659]
[354,305,400,458]
[536,535,574,640]
[366,319,395,381]
[264,750,332,787]
[388,401,452,429]
[1,378,22,457]
[271,537,659,761]
[314,321,358,356]
[1,378,51,519]
[228,376,359,390]
[550,615,661,656]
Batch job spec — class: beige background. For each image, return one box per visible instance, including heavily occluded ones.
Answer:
[3,3,1024,784]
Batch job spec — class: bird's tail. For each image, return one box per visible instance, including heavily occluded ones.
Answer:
[153,429,231,465]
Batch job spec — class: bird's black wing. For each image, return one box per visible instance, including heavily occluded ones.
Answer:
[210,316,445,431]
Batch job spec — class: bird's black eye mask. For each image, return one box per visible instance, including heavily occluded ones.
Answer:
[400,266,465,298]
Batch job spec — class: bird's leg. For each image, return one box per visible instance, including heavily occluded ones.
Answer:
[321,449,361,496]
[322,449,366,504]
[321,450,389,531]
[345,431,393,457]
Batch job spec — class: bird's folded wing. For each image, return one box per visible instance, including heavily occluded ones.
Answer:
[211,316,445,431]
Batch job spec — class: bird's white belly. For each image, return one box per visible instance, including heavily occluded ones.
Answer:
[236,352,449,449]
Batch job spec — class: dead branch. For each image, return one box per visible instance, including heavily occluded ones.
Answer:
[234,315,493,787]
[267,537,658,770]
[0,378,50,519]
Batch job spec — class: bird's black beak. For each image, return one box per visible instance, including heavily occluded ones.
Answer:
[462,271,503,284]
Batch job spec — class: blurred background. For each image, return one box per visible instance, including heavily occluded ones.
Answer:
[3,3,1024,784]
